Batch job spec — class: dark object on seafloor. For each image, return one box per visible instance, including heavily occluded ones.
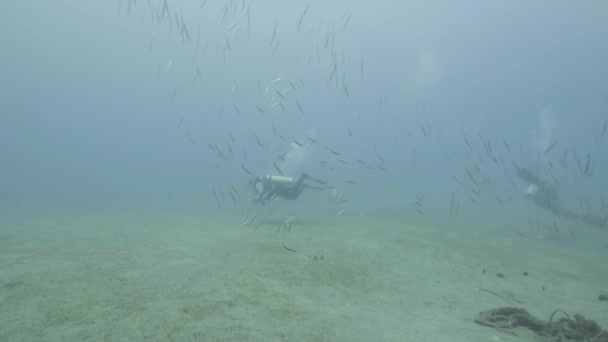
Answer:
[599,294,608,301]
[475,307,608,341]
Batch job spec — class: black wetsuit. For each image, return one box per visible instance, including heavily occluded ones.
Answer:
[517,168,606,228]
[251,173,326,204]
[517,168,563,214]
[530,184,563,216]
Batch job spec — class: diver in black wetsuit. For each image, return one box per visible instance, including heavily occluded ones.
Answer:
[516,167,606,228]
[516,168,564,216]
[248,173,327,204]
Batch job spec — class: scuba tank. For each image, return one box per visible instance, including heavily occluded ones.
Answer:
[267,175,293,184]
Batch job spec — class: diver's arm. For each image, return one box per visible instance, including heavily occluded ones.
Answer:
[253,189,266,203]
[253,182,272,204]
[262,186,276,202]
[252,193,262,203]
[250,189,262,203]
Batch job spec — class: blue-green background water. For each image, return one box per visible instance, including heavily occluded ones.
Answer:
[2,1,607,225]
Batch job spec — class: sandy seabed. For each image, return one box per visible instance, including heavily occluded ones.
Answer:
[1,211,607,341]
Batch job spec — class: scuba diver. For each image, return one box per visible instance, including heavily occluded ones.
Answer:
[516,167,606,228]
[248,173,327,204]
[516,168,564,216]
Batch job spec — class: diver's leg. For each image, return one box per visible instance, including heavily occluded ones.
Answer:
[291,174,308,189]
[301,173,327,184]
[569,212,606,228]
[280,184,305,200]
[303,184,325,191]
[280,180,323,200]
[558,207,606,228]
[289,183,326,199]
[278,174,326,200]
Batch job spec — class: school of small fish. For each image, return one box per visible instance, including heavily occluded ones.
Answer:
[118,0,608,235]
